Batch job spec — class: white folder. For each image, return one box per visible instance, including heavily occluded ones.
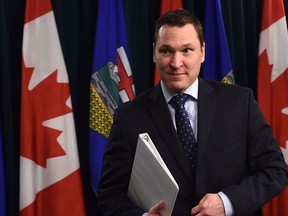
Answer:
[128,133,179,216]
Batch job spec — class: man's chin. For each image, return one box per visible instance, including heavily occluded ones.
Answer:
[167,83,187,93]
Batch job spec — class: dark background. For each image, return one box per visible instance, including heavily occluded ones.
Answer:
[1,0,288,215]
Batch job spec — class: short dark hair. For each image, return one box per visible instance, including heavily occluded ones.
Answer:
[154,9,205,47]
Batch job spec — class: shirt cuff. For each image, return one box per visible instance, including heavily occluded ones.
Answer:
[218,191,234,216]
[142,213,148,216]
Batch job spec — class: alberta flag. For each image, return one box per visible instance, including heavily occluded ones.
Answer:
[258,0,288,215]
[89,0,135,194]
[201,0,234,84]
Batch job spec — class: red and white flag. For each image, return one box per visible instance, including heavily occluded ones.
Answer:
[20,0,86,215]
[258,0,288,215]
[153,0,183,85]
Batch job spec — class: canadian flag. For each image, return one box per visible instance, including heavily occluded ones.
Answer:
[20,0,86,215]
[258,0,288,215]
[153,0,183,85]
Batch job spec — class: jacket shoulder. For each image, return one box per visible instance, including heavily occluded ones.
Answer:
[116,87,156,113]
[201,79,253,97]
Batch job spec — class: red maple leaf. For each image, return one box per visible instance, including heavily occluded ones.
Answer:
[258,50,288,148]
[271,68,288,148]
[21,62,72,168]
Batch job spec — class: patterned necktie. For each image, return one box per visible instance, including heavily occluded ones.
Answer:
[169,94,197,171]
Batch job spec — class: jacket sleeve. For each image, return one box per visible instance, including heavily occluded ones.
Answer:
[97,109,146,216]
[222,89,288,215]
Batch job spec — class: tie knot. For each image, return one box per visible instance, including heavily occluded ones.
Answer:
[169,94,190,110]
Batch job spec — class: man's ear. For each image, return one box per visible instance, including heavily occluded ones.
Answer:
[201,42,206,63]
[153,43,156,62]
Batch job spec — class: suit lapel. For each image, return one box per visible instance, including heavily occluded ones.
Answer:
[197,79,216,163]
[147,85,193,179]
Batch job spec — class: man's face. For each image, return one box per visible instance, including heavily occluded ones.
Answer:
[154,24,205,93]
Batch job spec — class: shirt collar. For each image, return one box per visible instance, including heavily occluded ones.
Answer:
[161,78,199,104]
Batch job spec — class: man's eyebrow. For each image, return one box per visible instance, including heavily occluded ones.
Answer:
[159,43,194,48]
[181,43,194,48]
[158,44,172,48]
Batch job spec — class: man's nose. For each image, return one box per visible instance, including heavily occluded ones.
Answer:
[170,52,183,68]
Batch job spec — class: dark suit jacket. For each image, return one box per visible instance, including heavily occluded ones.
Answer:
[97,78,288,216]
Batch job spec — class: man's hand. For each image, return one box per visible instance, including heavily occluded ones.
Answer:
[147,200,165,216]
[191,193,225,216]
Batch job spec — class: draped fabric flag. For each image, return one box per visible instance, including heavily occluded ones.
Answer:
[201,0,234,84]
[20,0,86,215]
[0,122,5,216]
[89,0,135,194]
[258,0,288,215]
[153,0,183,85]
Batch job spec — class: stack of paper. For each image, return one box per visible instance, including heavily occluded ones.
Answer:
[128,133,179,216]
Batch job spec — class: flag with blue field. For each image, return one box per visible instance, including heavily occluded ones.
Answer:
[201,0,234,84]
[89,0,135,194]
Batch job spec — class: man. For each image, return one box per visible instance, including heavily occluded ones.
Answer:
[97,9,288,216]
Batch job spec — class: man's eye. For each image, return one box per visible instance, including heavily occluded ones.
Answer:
[182,48,193,53]
[159,49,171,54]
